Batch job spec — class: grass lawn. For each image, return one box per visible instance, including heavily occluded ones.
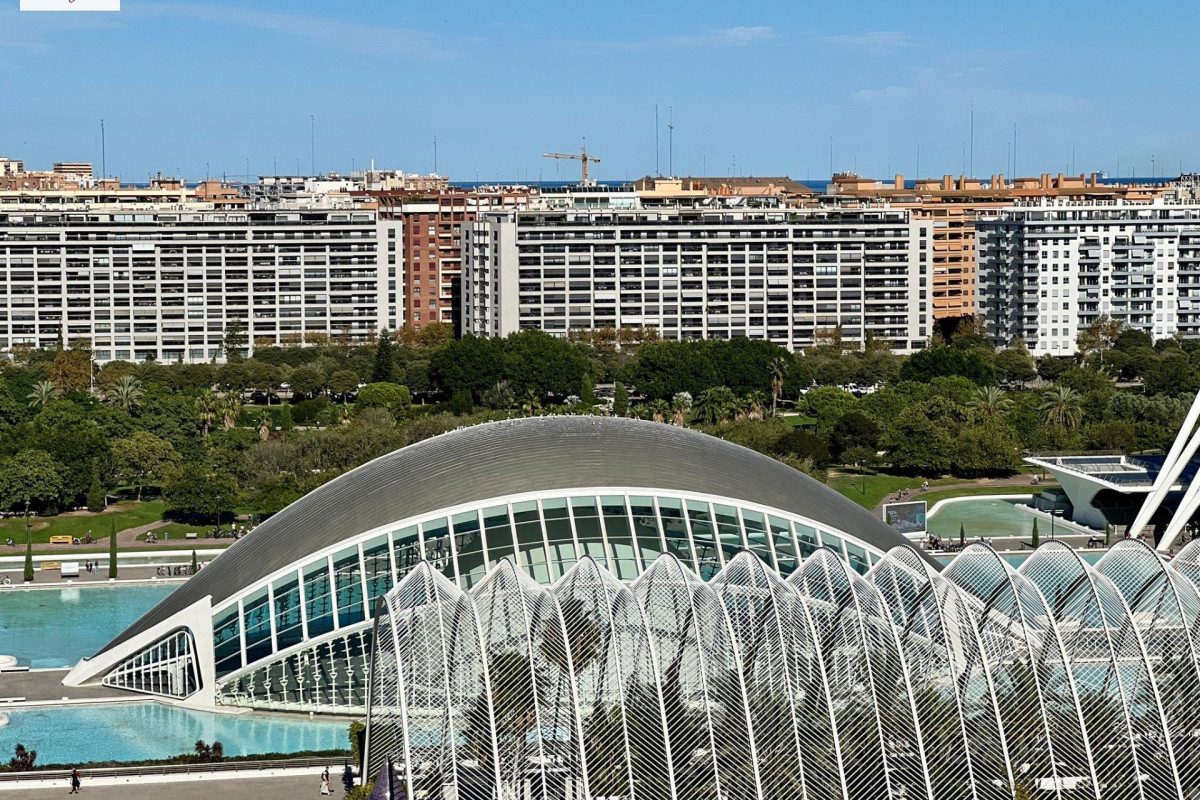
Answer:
[921,484,1048,508]
[0,501,167,545]
[829,471,958,510]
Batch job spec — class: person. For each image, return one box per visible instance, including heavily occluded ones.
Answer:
[70,768,81,794]
[321,768,331,795]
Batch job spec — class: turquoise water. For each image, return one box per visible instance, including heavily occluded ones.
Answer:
[0,703,349,765]
[927,497,1042,541]
[0,584,176,668]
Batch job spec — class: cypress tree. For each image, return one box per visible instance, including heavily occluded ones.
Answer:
[959,522,966,547]
[22,527,33,583]
[1032,518,1040,548]
[1105,521,1113,546]
[108,516,118,579]
[371,330,394,383]
[580,373,595,410]
[86,467,105,513]
[613,381,629,417]
[191,549,199,575]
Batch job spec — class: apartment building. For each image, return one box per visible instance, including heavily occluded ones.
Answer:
[976,199,1200,355]
[0,204,388,363]
[0,158,23,177]
[831,172,1167,321]
[462,194,932,353]
[375,189,531,332]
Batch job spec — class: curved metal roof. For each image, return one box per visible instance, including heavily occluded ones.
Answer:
[100,416,929,655]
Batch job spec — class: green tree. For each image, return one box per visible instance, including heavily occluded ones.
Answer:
[1076,313,1123,365]
[580,373,596,409]
[481,380,515,410]
[221,320,248,363]
[0,450,65,512]
[105,374,145,413]
[86,465,105,512]
[829,411,880,461]
[1039,386,1084,429]
[371,329,395,383]
[163,464,239,519]
[994,345,1038,387]
[108,515,117,579]
[111,431,182,500]
[1032,518,1040,548]
[613,380,629,416]
[23,526,33,583]
[48,349,93,394]
[195,389,221,437]
[630,340,719,400]
[26,380,60,409]
[288,365,324,398]
[355,382,412,414]
[968,385,1012,418]
[769,355,788,416]
[449,390,474,415]
[191,549,198,575]
[899,347,995,386]
[694,386,737,425]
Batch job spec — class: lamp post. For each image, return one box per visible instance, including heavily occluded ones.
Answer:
[214,494,222,538]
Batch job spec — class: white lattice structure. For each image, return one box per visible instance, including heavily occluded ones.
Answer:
[366,540,1200,800]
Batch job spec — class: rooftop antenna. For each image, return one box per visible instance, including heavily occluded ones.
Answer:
[668,106,674,177]
[100,119,106,181]
[433,135,438,174]
[310,114,315,175]
[1013,122,1018,177]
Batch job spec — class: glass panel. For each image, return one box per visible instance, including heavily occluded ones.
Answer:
[242,587,272,665]
[571,496,607,566]
[601,496,639,580]
[362,535,392,611]
[844,540,870,575]
[303,558,335,638]
[793,521,821,560]
[742,509,775,568]
[772,516,799,574]
[542,497,576,580]
[334,546,364,627]
[483,504,515,565]
[272,573,303,652]
[213,604,242,676]
[422,518,454,582]
[657,496,694,570]
[713,503,745,559]
[629,495,664,567]
[513,500,550,584]
[392,525,421,579]
[687,500,721,579]
[454,510,486,588]
[820,530,846,560]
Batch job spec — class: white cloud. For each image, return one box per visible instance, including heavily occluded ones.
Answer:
[581,25,776,50]
[823,30,913,51]
[137,3,455,60]
[853,85,914,102]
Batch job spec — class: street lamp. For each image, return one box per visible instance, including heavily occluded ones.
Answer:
[214,494,222,538]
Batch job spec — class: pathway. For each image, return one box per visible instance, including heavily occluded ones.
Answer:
[0,772,332,798]
[870,474,1050,516]
[0,669,137,705]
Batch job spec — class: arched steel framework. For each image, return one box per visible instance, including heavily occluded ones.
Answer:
[367,541,1200,800]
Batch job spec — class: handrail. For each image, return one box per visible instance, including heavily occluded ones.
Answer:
[0,755,350,782]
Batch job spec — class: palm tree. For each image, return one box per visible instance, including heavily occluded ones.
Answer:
[221,394,242,430]
[694,386,736,425]
[105,374,144,413]
[1039,385,1083,429]
[744,390,767,420]
[255,409,273,441]
[26,380,59,410]
[968,385,1012,418]
[671,392,692,426]
[195,390,220,437]
[648,399,670,423]
[520,389,541,417]
[769,356,788,417]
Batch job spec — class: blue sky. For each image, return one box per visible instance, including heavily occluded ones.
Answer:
[2,0,1197,183]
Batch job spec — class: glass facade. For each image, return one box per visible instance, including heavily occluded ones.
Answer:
[102,629,199,699]
[206,491,880,702]
[366,538,1200,800]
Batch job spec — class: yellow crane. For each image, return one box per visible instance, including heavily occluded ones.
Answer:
[542,145,601,186]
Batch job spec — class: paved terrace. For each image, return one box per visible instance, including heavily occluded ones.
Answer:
[0,668,137,705]
[0,771,339,798]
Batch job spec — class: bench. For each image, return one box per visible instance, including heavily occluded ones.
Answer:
[39,561,61,570]
[48,536,74,545]
[185,531,198,539]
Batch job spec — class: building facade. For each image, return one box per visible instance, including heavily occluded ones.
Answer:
[977,200,1200,355]
[0,205,387,361]
[462,201,932,353]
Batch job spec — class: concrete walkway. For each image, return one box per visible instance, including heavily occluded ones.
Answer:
[870,474,1052,515]
[0,564,187,586]
[0,772,336,798]
[0,669,138,705]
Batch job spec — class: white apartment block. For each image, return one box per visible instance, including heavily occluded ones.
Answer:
[462,203,932,353]
[0,205,392,363]
[977,200,1200,355]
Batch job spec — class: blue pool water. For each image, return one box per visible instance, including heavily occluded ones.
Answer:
[0,703,349,765]
[0,584,176,668]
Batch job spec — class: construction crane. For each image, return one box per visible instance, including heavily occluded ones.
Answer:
[542,145,601,187]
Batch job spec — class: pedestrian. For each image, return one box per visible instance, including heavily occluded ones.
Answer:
[320,767,331,795]
[69,767,81,794]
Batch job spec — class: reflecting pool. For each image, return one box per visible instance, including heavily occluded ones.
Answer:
[0,584,176,668]
[928,496,1045,541]
[0,703,349,765]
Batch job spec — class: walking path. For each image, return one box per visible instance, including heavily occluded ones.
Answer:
[0,771,332,797]
[871,474,1050,516]
[0,668,137,705]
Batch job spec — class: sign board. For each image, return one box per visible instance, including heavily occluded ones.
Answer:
[883,500,927,539]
